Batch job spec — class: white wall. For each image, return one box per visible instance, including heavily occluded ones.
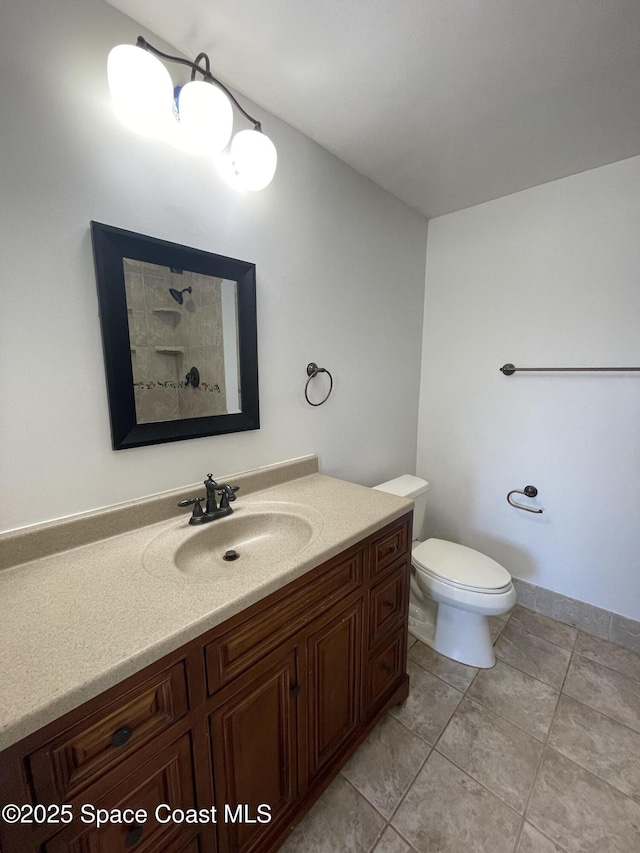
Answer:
[0,0,428,533]
[417,156,640,621]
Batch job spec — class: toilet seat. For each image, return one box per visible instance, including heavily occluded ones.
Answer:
[413,562,512,595]
[412,538,511,593]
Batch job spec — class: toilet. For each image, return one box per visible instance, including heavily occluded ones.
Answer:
[373,475,515,668]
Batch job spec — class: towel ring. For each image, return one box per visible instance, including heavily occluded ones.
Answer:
[305,362,333,406]
[507,485,543,514]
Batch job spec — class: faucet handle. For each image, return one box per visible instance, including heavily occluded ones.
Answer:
[217,484,239,509]
[178,497,205,519]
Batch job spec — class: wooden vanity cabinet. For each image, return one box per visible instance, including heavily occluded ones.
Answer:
[0,512,411,853]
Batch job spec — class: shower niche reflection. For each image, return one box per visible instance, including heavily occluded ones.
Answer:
[91,223,259,450]
[125,260,240,423]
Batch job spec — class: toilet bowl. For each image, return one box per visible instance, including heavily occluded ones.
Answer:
[373,476,515,668]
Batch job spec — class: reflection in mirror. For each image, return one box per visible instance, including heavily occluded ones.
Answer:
[124,260,241,423]
[90,222,259,450]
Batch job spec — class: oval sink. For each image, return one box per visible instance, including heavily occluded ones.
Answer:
[143,501,324,583]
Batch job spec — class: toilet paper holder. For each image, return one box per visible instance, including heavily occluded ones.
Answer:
[507,485,544,514]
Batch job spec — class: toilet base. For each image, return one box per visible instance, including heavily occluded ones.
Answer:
[408,593,497,668]
[434,602,496,668]
[408,599,437,647]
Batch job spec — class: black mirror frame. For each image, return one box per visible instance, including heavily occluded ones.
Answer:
[90,222,259,450]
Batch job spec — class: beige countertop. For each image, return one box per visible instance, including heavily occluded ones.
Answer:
[0,458,412,752]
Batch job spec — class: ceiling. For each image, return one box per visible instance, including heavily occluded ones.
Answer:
[105,0,640,218]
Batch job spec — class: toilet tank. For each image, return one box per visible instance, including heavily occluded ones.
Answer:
[373,475,429,540]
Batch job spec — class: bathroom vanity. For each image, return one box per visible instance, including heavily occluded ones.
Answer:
[0,458,412,853]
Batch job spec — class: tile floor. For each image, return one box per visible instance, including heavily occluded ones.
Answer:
[278,605,640,853]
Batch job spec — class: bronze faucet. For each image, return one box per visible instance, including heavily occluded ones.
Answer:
[178,474,239,525]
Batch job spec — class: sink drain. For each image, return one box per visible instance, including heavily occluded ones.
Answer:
[223,549,240,561]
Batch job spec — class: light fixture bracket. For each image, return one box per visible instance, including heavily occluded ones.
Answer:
[135,36,262,132]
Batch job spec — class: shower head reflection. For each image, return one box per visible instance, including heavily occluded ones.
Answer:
[169,286,192,305]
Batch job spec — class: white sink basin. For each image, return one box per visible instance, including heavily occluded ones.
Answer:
[143,501,324,583]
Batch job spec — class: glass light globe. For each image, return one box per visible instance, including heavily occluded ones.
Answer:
[177,81,233,155]
[107,44,175,139]
[228,129,277,191]
[214,151,244,190]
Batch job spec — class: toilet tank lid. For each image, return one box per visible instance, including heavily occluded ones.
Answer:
[373,475,430,500]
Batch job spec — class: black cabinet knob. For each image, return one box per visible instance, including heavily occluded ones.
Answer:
[111,725,132,747]
[125,825,144,847]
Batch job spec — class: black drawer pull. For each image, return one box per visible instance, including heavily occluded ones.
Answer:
[290,684,301,698]
[383,544,398,556]
[111,725,133,747]
[125,825,144,847]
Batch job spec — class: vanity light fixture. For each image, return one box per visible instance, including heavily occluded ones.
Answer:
[107,36,277,191]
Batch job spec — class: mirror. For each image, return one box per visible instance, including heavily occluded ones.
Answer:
[90,222,259,450]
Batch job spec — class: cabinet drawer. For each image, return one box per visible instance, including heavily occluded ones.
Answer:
[365,630,405,711]
[368,563,409,647]
[45,734,196,853]
[370,521,410,579]
[29,661,188,803]
[205,549,363,694]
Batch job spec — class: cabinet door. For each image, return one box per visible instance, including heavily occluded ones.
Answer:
[306,598,362,781]
[209,647,300,853]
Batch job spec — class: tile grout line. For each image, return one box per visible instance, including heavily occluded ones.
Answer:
[386,707,440,749]
[548,648,640,801]
[513,633,640,852]
[415,617,537,853]
[372,743,433,853]
[336,773,394,853]
[449,619,550,853]
[388,647,467,829]
[411,625,560,743]
[508,609,579,652]
[406,649,471,694]
[400,616,640,852]
[519,819,572,853]
[514,608,578,853]
[403,741,524,846]
[572,646,640,684]
[459,678,556,743]
[338,709,433,852]
[562,649,640,735]
[423,619,557,853]
[492,644,569,692]
[557,686,640,739]
[542,740,640,816]
[496,602,580,688]
[494,622,574,689]
[521,588,621,650]
[515,655,566,852]
[431,738,532,822]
